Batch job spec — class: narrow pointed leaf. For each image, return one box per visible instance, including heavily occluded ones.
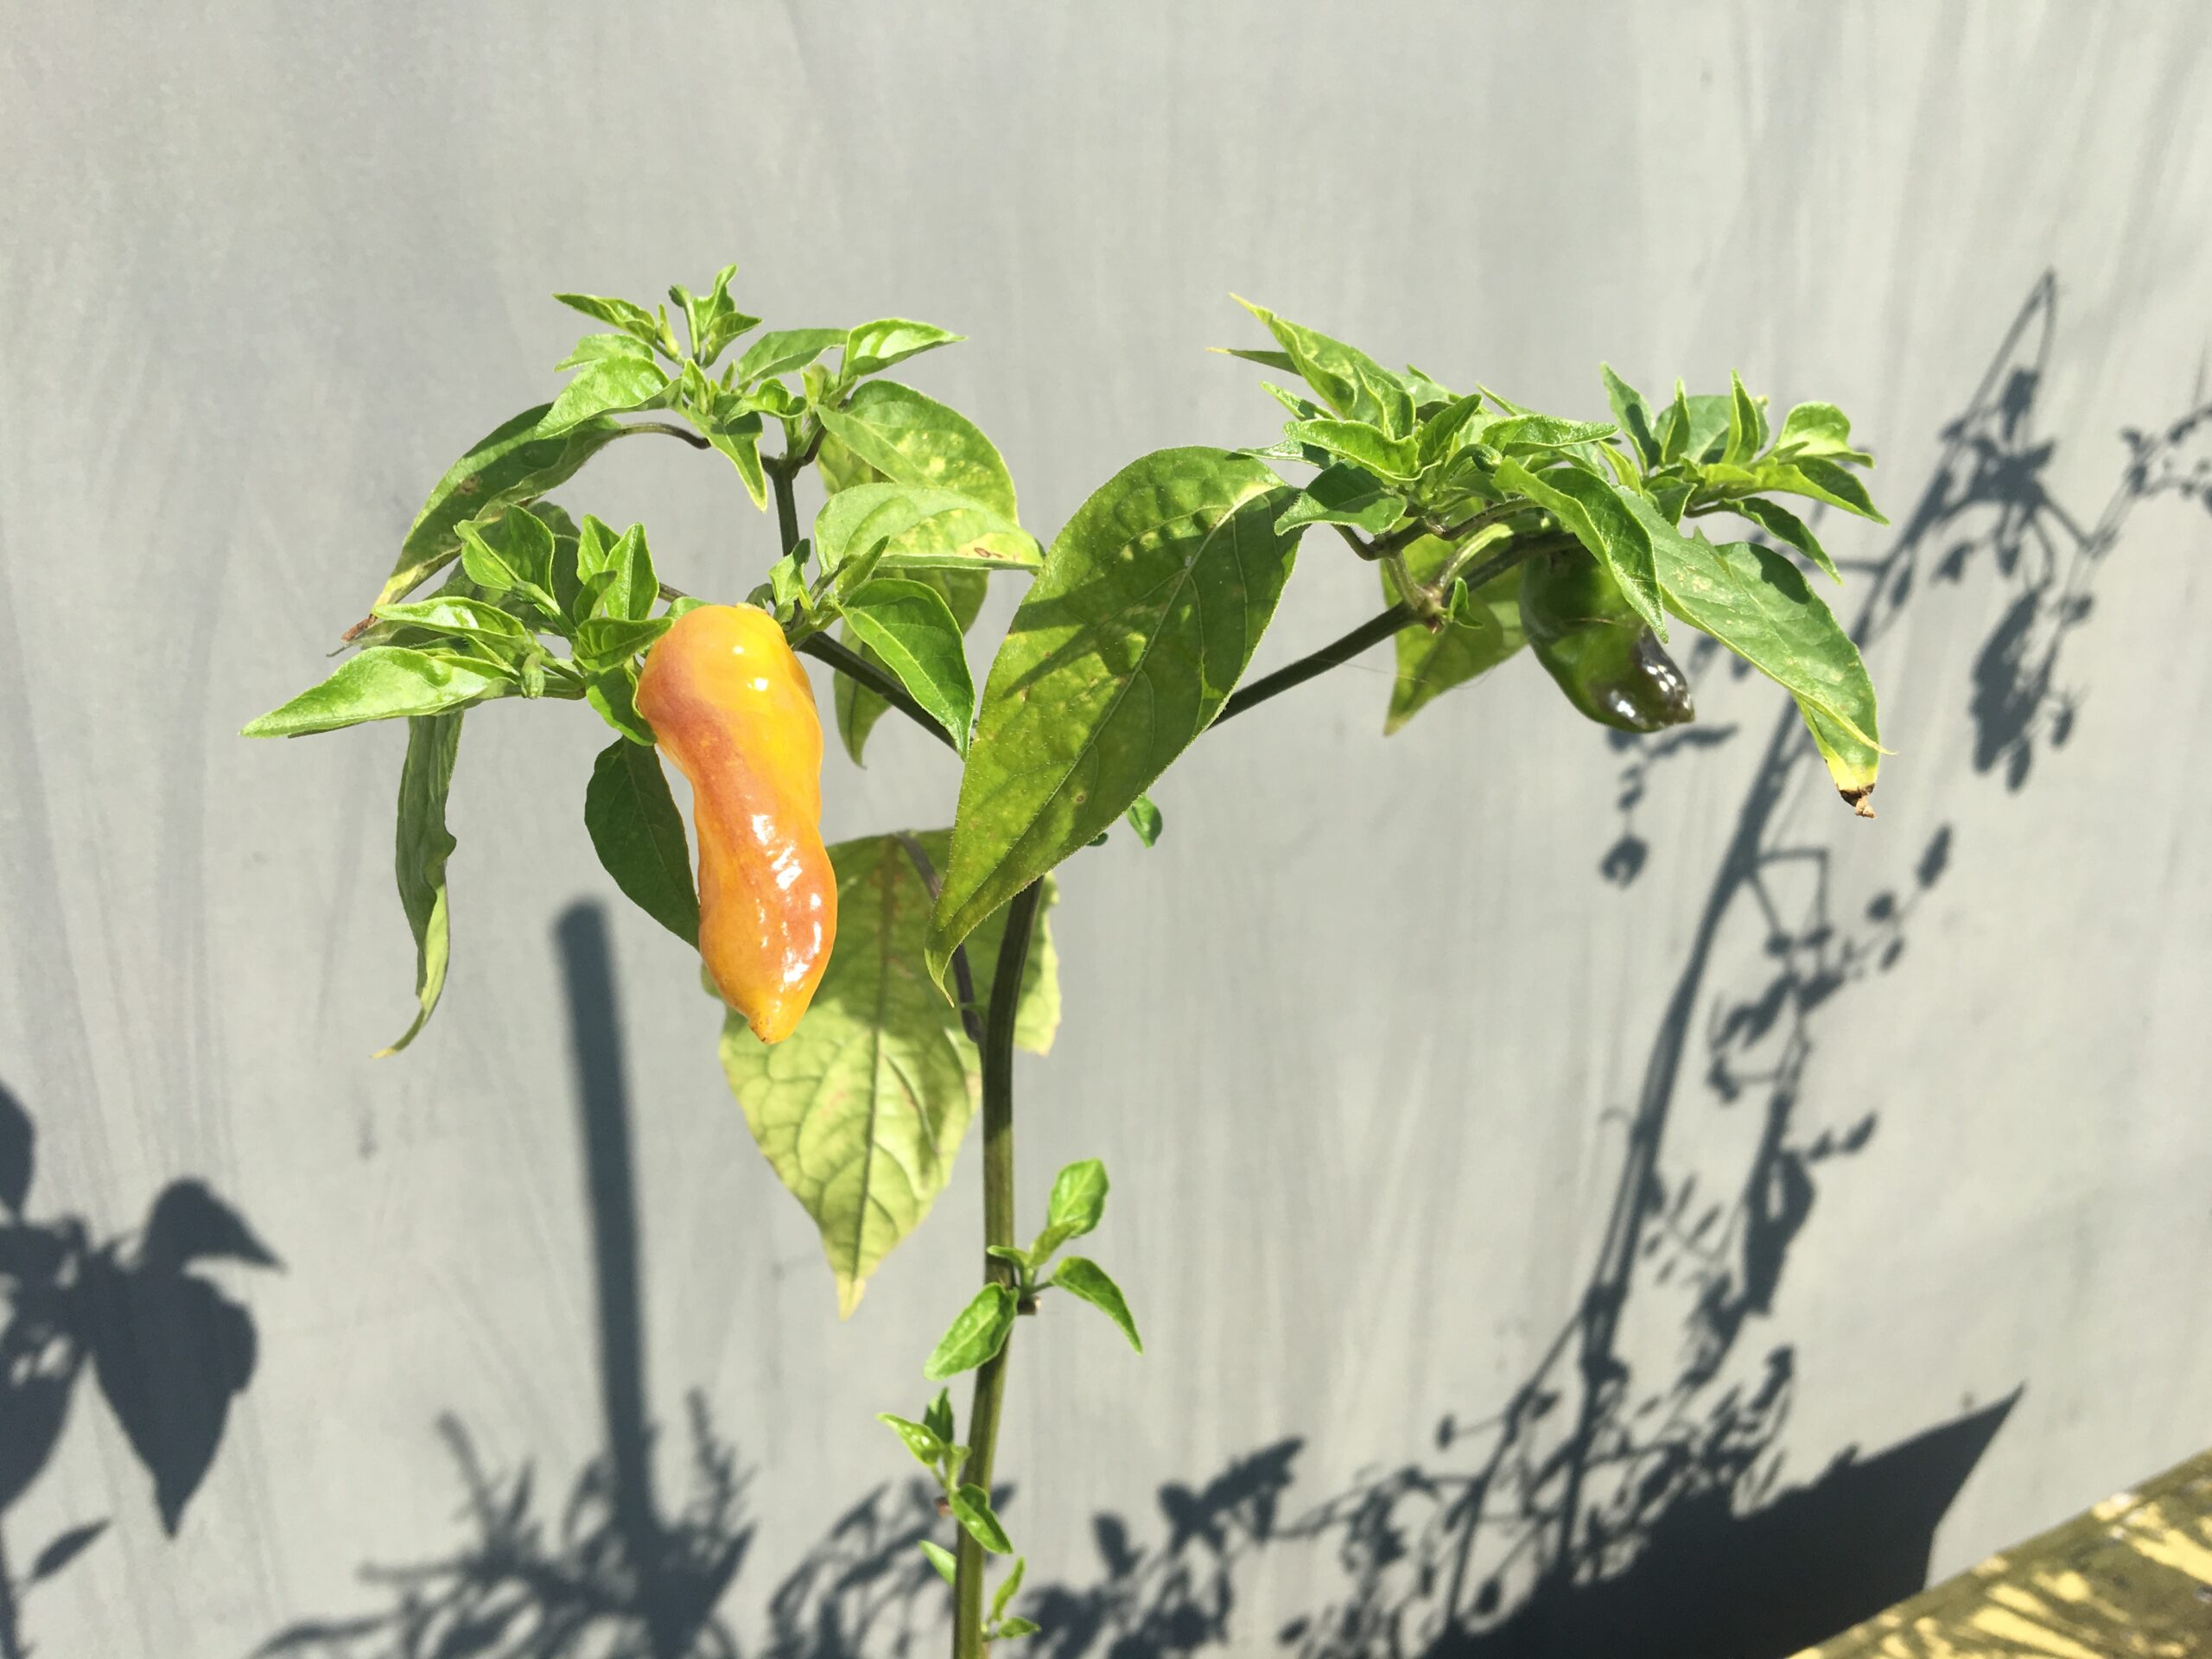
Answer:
[925,1283,1017,1380]
[243,650,510,737]
[1052,1256,1142,1353]
[378,714,461,1055]
[950,1484,1013,1554]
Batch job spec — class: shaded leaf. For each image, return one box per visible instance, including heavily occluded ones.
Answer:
[993,1555,1028,1621]
[1491,459,1664,634]
[927,448,1299,988]
[1736,496,1840,583]
[919,1539,960,1586]
[584,738,698,945]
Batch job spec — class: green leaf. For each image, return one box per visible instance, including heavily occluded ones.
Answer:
[1600,365,1662,469]
[243,648,510,737]
[371,597,533,658]
[1283,419,1422,480]
[1484,414,1619,453]
[919,1540,960,1586]
[1770,401,1870,463]
[1725,371,1767,465]
[992,1556,1027,1622]
[986,1244,1033,1273]
[840,579,976,751]
[719,834,1058,1314]
[1211,345,1298,373]
[1381,539,1525,734]
[996,1617,1041,1640]
[1491,459,1664,635]
[457,508,561,619]
[374,714,462,1057]
[585,661,656,746]
[736,327,848,387]
[557,332,657,371]
[1736,456,1887,524]
[1232,298,1414,435]
[925,448,1299,989]
[925,1283,1017,1380]
[814,484,1040,581]
[843,318,964,380]
[1657,389,1734,465]
[923,1388,956,1445]
[573,614,674,674]
[816,381,1019,515]
[1051,1257,1142,1353]
[542,354,671,435]
[582,738,697,944]
[1123,793,1162,847]
[574,517,658,622]
[1622,495,1883,808]
[553,290,671,353]
[950,1484,1013,1555]
[380,406,625,607]
[1047,1159,1108,1236]
[836,569,988,765]
[1735,496,1840,583]
[877,1413,949,1473]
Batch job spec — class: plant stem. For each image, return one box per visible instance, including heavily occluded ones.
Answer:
[770,461,803,564]
[1214,604,1414,723]
[952,879,1045,1659]
[613,420,712,450]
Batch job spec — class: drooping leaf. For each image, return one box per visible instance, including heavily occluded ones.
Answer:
[379,406,624,607]
[837,569,988,765]
[839,579,976,751]
[736,327,848,387]
[701,401,768,507]
[1491,458,1664,634]
[843,318,964,380]
[1622,495,1883,809]
[586,660,656,745]
[926,448,1300,988]
[718,833,1058,1314]
[1231,298,1414,435]
[583,738,698,944]
[1051,1257,1142,1353]
[814,483,1039,582]
[1735,496,1840,583]
[377,713,462,1054]
[950,1484,1013,1554]
[243,650,509,738]
[816,381,1019,514]
[923,1282,1017,1380]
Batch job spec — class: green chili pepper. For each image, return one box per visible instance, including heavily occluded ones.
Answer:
[1519,545,1694,734]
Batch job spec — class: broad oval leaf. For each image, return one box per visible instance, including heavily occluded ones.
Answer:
[583,737,697,944]
[380,406,624,607]
[719,833,1058,1314]
[1046,1159,1108,1237]
[924,1282,1016,1380]
[817,381,1018,514]
[243,649,509,738]
[573,614,674,674]
[840,579,976,751]
[925,448,1300,988]
[816,484,1040,582]
[1051,1256,1142,1353]
[374,714,462,1054]
[737,327,847,387]
[542,355,671,435]
[1274,463,1405,537]
[1623,494,1883,810]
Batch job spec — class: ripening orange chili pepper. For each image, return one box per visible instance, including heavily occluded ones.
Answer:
[635,605,836,1044]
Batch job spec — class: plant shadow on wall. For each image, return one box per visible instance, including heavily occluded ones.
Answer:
[0,1081,277,1658]
[255,277,2212,1659]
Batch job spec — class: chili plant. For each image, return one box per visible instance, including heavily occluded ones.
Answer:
[245,266,1885,1657]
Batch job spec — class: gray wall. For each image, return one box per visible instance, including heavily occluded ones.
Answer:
[6,4,2212,1654]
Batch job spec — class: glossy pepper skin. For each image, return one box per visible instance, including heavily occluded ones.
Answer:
[635,605,836,1044]
[1519,546,1695,734]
